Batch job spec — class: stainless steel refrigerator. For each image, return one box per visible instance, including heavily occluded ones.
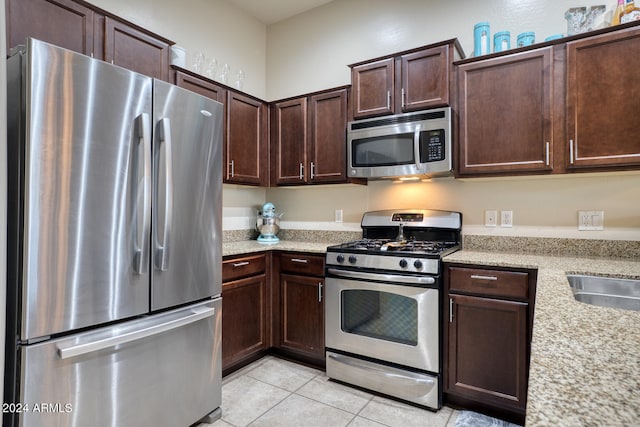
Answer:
[4,38,223,427]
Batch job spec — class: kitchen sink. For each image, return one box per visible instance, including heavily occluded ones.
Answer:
[566,274,640,312]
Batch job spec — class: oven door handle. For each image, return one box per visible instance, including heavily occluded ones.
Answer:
[327,268,435,286]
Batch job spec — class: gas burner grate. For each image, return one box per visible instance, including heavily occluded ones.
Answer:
[335,239,458,255]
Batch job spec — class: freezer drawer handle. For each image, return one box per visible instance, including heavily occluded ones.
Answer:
[56,306,216,359]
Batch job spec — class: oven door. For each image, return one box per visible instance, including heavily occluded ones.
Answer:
[325,271,439,373]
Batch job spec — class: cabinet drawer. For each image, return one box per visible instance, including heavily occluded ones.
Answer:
[280,253,325,277]
[449,267,529,299]
[223,254,266,282]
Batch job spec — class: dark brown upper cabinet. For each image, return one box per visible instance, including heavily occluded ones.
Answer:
[6,0,95,55]
[226,91,269,186]
[174,69,268,186]
[7,0,174,81]
[457,48,553,176]
[350,40,463,119]
[102,17,171,81]
[271,88,349,186]
[565,25,640,170]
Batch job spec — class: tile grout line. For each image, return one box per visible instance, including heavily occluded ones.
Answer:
[246,389,295,427]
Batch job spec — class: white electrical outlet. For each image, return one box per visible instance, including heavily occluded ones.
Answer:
[500,210,513,228]
[578,210,604,230]
[485,210,497,227]
[335,209,343,223]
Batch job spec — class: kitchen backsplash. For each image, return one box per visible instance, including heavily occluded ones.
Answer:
[463,235,640,259]
[224,228,639,260]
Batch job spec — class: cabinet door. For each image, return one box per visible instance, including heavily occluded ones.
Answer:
[400,45,450,111]
[175,71,226,103]
[226,92,268,186]
[566,27,640,169]
[352,58,395,119]
[308,89,348,183]
[272,98,308,185]
[222,274,268,370]
[458,48,553,175]
[7,0,94,55]
[280,274,324,358]
[447,294,528,411]
[103,17,170,81]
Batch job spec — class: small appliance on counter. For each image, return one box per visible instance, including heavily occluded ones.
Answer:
[256,202,282,243]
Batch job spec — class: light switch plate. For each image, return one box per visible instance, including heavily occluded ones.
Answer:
[485,210,497,227]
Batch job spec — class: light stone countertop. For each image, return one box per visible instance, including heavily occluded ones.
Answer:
[222,240,640,425]
[223,239,332,257]
[443,250,640,427]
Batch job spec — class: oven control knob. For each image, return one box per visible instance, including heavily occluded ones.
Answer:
[348,255,357,264]
[336,254,345,264]
[399,259,408,268]
[413,260,423,270]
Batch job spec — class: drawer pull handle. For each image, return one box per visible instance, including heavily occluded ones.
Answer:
[232,262,250,268]
[470,274,498,281]
[291,258,309,264]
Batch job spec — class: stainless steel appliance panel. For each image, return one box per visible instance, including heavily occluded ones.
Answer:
[325,276,440,373]
[326,351,439,408]
[151,80,223,310]
[19,299,221,427]
[347,108,452,179]
[21,39,152,340]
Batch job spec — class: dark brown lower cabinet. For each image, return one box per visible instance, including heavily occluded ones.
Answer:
[279,274,324,361]
[221,253,269,375]
[448,295,528,405]
[273,252,326,367]
[445,265,536,425]
[222,275,268,373]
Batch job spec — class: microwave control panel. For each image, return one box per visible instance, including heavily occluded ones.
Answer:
[419,129,446,162]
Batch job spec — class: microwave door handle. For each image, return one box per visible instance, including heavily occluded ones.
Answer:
[414,124,422,171]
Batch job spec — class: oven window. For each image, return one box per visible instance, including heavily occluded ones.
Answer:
[341,290,417,346]
[352,134,415,166]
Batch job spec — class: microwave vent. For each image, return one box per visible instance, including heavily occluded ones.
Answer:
[350,110,446,130]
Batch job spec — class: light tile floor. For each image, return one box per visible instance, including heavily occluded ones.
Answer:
[199,356,513,427]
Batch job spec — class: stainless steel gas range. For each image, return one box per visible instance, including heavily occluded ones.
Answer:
[324,209,462,410]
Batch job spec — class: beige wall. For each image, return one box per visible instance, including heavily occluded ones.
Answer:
[267,0,614,99]
[76,0,638,240]
[90,0,268,99]
[266,172,640,240]
[263,0,638,240]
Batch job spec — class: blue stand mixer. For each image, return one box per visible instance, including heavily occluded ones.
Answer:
[256,202,281,244]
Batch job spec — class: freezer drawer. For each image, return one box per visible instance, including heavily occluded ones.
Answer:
[17,299,221,427]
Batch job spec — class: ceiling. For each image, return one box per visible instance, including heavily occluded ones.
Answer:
[224,0,335,25]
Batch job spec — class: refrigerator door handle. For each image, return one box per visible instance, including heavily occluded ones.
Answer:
[133,113,151,274]
[154,117,173,271]
[56,305,216,359]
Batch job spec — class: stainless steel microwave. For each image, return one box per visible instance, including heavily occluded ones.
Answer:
[347,107,452,179]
